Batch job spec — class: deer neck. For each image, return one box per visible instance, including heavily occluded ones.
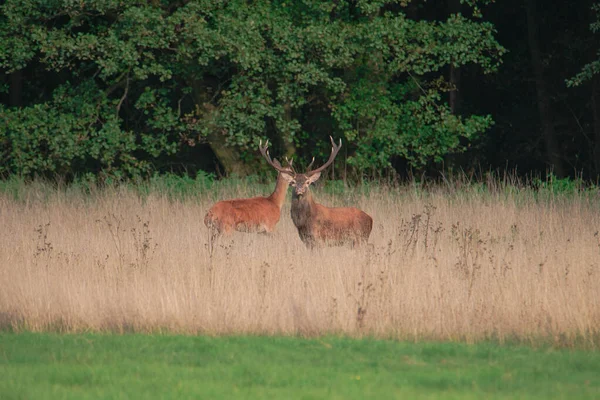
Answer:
[290,190,315,227]
[268,173,289,209]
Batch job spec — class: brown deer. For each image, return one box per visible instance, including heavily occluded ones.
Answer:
[260,137,373,248]
[204,148,292,235]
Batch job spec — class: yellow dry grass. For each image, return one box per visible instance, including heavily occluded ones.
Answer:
[1,182,599,345]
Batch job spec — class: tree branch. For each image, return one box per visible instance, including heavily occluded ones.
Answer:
[116,73,130,115]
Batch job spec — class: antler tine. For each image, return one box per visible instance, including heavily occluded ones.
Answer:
[306,136,343,176]
[284,156,297,174]
[259,139,294,175]
[306,157,316,171]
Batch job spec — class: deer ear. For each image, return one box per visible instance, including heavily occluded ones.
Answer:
[272,159,282,168]
[280,173,296,186]
[306,172,321,185]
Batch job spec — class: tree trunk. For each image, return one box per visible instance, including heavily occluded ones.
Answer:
[279,101,297,160]
[449,65,461,114]
[448,0,461,114]
[524,0,565,177]
[191,80,255,177]
[9,70,22,107]
[206,129,255,177]
[592,77,600,178]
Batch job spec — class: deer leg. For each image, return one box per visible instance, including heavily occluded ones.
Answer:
[206,226,221,257]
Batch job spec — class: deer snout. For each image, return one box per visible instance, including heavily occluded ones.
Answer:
[293,185,308,196]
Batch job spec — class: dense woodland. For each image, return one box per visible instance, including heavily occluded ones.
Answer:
[0,0,599,183]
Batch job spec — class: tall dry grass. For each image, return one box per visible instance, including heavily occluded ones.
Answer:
[1,180,599,346]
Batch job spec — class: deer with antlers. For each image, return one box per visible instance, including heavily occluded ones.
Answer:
[260,137,373,248]
[204,155,292,235]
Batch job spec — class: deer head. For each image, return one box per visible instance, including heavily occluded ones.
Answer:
[259,137,342,197]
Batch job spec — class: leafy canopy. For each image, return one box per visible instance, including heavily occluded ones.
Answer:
[0,0,504,180]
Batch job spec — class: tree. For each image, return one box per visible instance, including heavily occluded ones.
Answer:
[525,0,565,177]
[0,0,504,180]
[567,2,600,177]
[567,3,600,87]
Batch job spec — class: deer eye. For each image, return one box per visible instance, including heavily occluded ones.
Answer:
[290,180,297,186]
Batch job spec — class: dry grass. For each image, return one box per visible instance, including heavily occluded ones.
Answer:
[1,181,600,346]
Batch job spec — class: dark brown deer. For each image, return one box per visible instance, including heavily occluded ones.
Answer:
[204,149,292,235]
[260,137,373,248]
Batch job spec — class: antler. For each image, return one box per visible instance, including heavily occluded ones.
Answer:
[306,136,342,176]
[284,156,297,175]
[259,140,295,176]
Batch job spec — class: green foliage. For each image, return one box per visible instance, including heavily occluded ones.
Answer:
[0,0,504,180]
[2,173,600,208]
[1,333,600,399]
[0,82,178,180]
[567,3,600,87]
[532,173,590,197]
[334,78,494,174]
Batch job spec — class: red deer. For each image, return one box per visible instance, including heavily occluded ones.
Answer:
[204,145,291,235]
[260,137,373,248]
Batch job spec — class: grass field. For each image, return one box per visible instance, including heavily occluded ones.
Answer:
[0,176,599,345]
[1,332,599,399]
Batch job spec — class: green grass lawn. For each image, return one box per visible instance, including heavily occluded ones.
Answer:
[0,333,598,399]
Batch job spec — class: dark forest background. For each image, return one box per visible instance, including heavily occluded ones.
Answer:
[1,0,599,183]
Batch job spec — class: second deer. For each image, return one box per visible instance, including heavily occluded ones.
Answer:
[204,156,292,235]
[260,137,373,248]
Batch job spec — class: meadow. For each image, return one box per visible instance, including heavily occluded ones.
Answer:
[0,175,599,346]
[1,332,599,399]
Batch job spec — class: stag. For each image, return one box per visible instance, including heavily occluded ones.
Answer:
[204,149,292,235]
[260,137,373,248]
